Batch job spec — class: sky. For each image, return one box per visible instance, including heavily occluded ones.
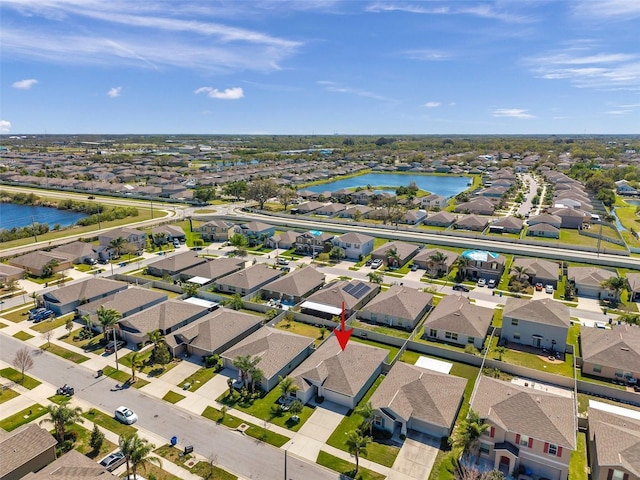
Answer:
[1,0,639,135]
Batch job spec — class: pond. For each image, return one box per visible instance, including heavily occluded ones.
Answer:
[623,199,640,206]
[0,203,88,230]
[304,173,470,198]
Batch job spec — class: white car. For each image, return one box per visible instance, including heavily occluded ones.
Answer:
[115,406,138,425]
[477,278,487,287]
[370,258,383,269]
[545,285,554,294]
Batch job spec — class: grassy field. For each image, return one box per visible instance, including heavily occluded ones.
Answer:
[101,365,149,389]
[31,314,74,333]
[1,304,33,323]
[178,366,218,392]
[0,403,47,431]
[0,322,7,329]
[350,320,412,339]
[0,388,20,404]
[569,432,588,480]
[0,367,42,389]
[40,343,90,363]
[118,349,180,377]
[162,390,186,404]
[316,450,386,480]
[66,422,117,459]
[275,320,327,347]
[155,445,237,480]
[351,337,400,363]
[82,408,137,436]
[13,330,34,340]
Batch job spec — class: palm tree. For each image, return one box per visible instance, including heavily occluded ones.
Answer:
[345,430,372,476]
[41,259,60,278]
[429,251,448,277]
[130,352,142,382]
[450,409,489,461]
[367,272,383,284]
[510,265,529,282]
[386,247,400,268]
[119,433,135,477]
[455,256,472,280]
[356,401,375,436]
[147,329,165,349]
[232,355,261,390]
[128,433,161,479]
[152,232,167,246]
[600,276,627,302]
[41,400,84,442]
[109,236,126,258]
[278,376,298,401]
[96,306,121,339]
[249,367,264,393]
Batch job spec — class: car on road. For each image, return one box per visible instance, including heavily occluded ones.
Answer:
[487,279,496,288]
[453,284,470,292]
[115,406,138,425]
[477,278,487,287]
[545,285,554,294]
[106,340,126,354]
[276,257,289,265]
[88,195,95,200]
[99,450,126,472]
[535,282,544,291]
[370,258,383,269]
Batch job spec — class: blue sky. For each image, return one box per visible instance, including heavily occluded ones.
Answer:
[1,0,639,135]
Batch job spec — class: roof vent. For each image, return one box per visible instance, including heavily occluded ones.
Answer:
[621,347,629,351]
[536,397,541,403]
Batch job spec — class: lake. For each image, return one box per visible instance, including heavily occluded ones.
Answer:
[0,203,88,230]
[304,173,471,197]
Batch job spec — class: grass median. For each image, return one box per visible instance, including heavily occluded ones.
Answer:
[0,367,41,389]
[0,403,47,431]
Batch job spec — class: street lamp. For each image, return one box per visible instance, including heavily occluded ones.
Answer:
[284,442,294,480]
[112,326,119,371]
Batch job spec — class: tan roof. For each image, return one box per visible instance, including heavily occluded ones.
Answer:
[580,324,640,372]
[492,216,524,229]
[262,266,325,298]
[0,264,24,276]
[118,299,207,334]
[291,338,387,395]
[511,257,559,279]
[503,297,570,328]
[626,272,640,293]
[9,250,73,270]
[567,266,616,287]
[221,327,313,380]
[588,407,640,475]
[371,241,420,260]
[360,285,432,321]
[166,307,262,352]
[51,241,95,258]
[79,287,167,318]
[181,257,245,281]
[472,376,576,449]
[22,448,117,479]
[241,221,273,232]
[455,214,489,228]
[305,280,378,310]
[43,278,127,306]
[370,361,467,429]
[425,211,456,223]
[335,232,374,244]
[413,248,458,266]
[0,424,57,478]
[100,227,143,240]
[423,294,493,338]
[147,251,207,273]
[216,263,282,290]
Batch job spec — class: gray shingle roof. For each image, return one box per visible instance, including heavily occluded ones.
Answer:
[290,339,387,396]
[371,241,420,260]
[628,273,640,293]
[588,407,640,475]
[22,448,117,479]
[511,257,559,280]
[360,285,432,322]
[9,250,73,270]
[580,324,640,372]
[147,251,207,273]
[472,376,576,449]
[79,287,167,318]
[370,361,467,429]
[305,280,377,310]
[43,278,127,306]
[503,297,570,328]
[180,257,245,281]
[413,248,458,267]
[262,266,325,298]
[423,294,493,338]
[118,299,208,334]
[335,232,374,244]
[216,263,282,290]
[0,424,57,478]
[567,266,616,287]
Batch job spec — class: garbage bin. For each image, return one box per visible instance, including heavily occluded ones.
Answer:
[170,436,177,446]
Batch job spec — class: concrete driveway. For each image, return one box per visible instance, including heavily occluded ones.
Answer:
[287,400,348,460]
[388,432,441,480]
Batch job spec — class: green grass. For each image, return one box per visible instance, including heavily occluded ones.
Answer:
[30,314,74,333]
[485,336,574,377]
[275,320,327,347]
[66,422,117,459]
[101,365,149,389]
[351,337,400,363]
[217,385,315,432]
[13,330,34,340]
[40,343,90,363]
[48,394,72,405]
[178,366,218,392]
[202,405,243,428]
[82,408,137,436]
[1,304,33,323]
[577,392,640,415]
[326,376,399,468]
[0,322,7,329]
[0,388,20,404]
[154,445,237,480]
[0,403,47,431]
[316,450,386,480]
[118,349,179,377]
[162,391,186,404]
[0,367,41,389]
[569,432,588,480]
[62,329,107,353]
[351,320,412,339]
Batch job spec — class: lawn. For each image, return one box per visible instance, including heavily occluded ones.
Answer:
[62,329,107,354]
[1,304,33,323]
[576,393,640,415]
[351,337,400,363]
[485,336,574,377]
[217,384,315,432]
[66,422,117,459]
[569,432,588,480]
[316,450,386,480]
[178,366,218,392]
[0,403,47,431]
[0,388,20,404]
[0,322,7,329]
[0,367,42,389]
[13,330,34,340]
[118,349,179,377]
[155,445,237,480]
[31,314,74,333]
[40,343,90,364]
[351,320,411,339]
[82,408,137,437]
[48,394,72,405]
[162,391,186,404]
[326,376,400,468]
[275,320,327,347]
[101,365,149,389]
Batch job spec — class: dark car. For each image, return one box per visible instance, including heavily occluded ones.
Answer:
[106,340,126,354]
[56,384,74,396]
[32,309,55,322]
[410,263,419,272]
[99,451,126,472]
[365,259,372,266]
[453,284,470,292]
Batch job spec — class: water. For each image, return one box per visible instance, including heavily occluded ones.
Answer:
[624,199,640,206]
[305,173,470,197]
[0,203,88,230]
[611,207,626,231]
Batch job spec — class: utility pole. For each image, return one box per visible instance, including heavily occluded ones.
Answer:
[112,327,119,371]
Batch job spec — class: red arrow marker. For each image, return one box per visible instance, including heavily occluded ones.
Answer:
[334,301,352,351]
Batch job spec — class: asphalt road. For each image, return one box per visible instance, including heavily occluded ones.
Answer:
[0,335,338,480]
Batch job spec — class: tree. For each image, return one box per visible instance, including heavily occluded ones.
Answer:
[89,424,105,453]
[345,430,372,476]
[510,265,529,281]
[232,355,261,390]
[12,347,33,383]
[246,179,279,209]
[329,246,346,261]
[428,251,448,277]
[130,352,142,382]
[41,259,60,278]
[356,401,375,436]
[455,256,472,280]
[109,236,126,258]
[450,409,489,461]
[600,276,627,301]
[152,232,167,246]
[43,330,53,348]
[127,433,161,479]
[147,329,165,349]
[181,282,199,298]
[65,317,74,337]
[96,306,121,338]
[222,180,248,201]
[227,377,234,396]
[277,187,297,211]
[386,247,400,268]
[495,346,506,361]
[41,400,84,442]
[367,272,383,284]
[278,375,298,401]
[289,399,303,422]
[227,293,243,311]
[249,367,264,393]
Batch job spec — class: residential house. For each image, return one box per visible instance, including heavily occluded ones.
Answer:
[179,257,245,284]
[489,216,524,234]
[472,376,576,480]
[117,299,209,345]
[221,327,314,392]
[370,241,420,268]
[423,211,456,227]
[261,266,325,304]
[266,231,300,250]
[21,449,118,479]
[196,220,234,242]
[454,214,489,232]
[458,250,506,282]
[412,248,458,275]
[404,209,427,225]
[332,232,375,260]
[501,298,571,351]
[150,225,186,243]
[0,264,24,283]
[587,404,640,480]
[510,258,559,288]
[77,287,167,322]
[353,189,376,205]
[294,231,335,256]
[615,179,639,196]
[146,251,208,277]
[214,264,282,297]
[51,241,97,264]
[98,227,147,252]
[165,308,263,358]
[358,285,432,330]
[0,425,58,480]
[290,339,387,409]
[567,266,618,299]
[42,278,128,315]
[422,294,493,349]
[547,207,591,229]
[9,251,73,277]
[331,188,353,202]
[419,194,448,211]
[301,280,380,319]
[233,221,275,246]
[527,214,562,230]
[370,361,467,438]
[626,273,640,302]
[339,205,372,219]
[580,324,640,383]
[294,201,325,214]
[454,197,496,215]
[527,223,561,239]
[315,202,346,216]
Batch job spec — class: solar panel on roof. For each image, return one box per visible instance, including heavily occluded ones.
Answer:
[343,283,356,295]
[346,282,370,299]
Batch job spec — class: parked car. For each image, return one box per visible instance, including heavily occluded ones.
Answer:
[410,263,419,272]
[535,282,544,291]
[99,450,126,472]
[277,257,289,265]
[370,258,383,269]
[28,307,47,319]
[84,257,97,265]
[32,309,54,322]
[477,278,487,287]
[98,258,109,265]
[453,284,470,292]
[487,279,496,288]
[106,340,126,354]
[173,240,181,248]
[115,406,138,425]
[56,384,74,396]
[365,259,372,266]
[545,284,554,294]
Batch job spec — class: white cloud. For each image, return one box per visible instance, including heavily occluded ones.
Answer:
[195,86,244,100]
[424,102,441,108]
[317,80,391,102]
[573,1,640,19]
[107,86,122,98]
[606,110,629,115]
[12,78,38,89]
[0,120,11,133]
[492,108,534,119]
[404,49,452,61]
[365,2,532,23]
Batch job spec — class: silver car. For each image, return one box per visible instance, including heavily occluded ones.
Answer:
[114,406,138,425]
[99,450,126,471]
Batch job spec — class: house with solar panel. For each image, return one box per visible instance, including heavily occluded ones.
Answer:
[300,279,379,319]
